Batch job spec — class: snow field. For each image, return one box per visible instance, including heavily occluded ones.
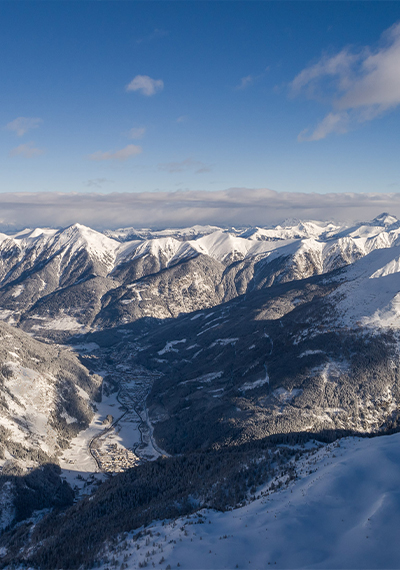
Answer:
[100,433,400,570]
[59,389,121,474]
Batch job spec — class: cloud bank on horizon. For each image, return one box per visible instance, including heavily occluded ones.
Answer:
[0,189,399,231]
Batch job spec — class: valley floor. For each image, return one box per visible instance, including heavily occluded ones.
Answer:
[59,353,163,496]
[101,432,400,570]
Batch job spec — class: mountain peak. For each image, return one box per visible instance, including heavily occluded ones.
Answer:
[371,213,399,227]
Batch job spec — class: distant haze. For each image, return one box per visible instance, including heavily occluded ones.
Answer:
[1,189,400,231]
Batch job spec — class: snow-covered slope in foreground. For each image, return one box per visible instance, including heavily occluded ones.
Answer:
[104,433,400,570]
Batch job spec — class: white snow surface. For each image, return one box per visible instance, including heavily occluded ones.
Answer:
[59,390,121,475]
[273,387,303,402]
[298,349,324,358]
[5,224,120,271]
[209,338,239,347]
[31,314,88,331]
[116,231,290,267]
[157,339,187,355]
[239,220,341,241]
[193,231,289,262]
[331,244,400,329]
[102,432,400,570]
[3,215,400,286]
[0,361,58,455]
[241,366,269,391]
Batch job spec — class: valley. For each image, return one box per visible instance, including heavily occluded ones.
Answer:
[1,214,400,568]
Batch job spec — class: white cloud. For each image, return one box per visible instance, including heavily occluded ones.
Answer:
[236,68,269,91]
[1,189,399,231]
[177,115,189,123]
[236,75,255,90]
[298,111,349,142]
[158,158,212,173]
[9,142,44,158]
[291,50,358,97]
[88,144,142,161]
[5,117,42,137]
[292,22,400,140]
[128,127,146,139]
[126,75,164,96]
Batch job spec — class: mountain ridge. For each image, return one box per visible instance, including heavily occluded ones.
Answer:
[0,214,399,337]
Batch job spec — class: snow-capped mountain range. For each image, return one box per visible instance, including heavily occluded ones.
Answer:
[1,213,400,335]
[2,213,400,569]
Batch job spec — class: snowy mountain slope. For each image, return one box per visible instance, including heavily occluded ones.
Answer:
[0,321,101,474]
[0,320,104,533]
[112,231,292,270]
[2,217,400,457]
[334,212,400,239]
[117,226,400,456]
[0,224,117,286]
[238,219,341,241]
[135,272,400,455]
[96,255,227,327]
[104,224,222,242]
[97,432,400,570]
[0,225,124,332]
[6,428,400,569]
[106,220,343,243]
[0,215,399,335]
[328,244,400,330]
[2,215,400,462]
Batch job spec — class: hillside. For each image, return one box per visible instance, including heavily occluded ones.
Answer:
[98,432,400,570]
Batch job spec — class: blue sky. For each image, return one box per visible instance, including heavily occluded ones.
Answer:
[1,1,400,227]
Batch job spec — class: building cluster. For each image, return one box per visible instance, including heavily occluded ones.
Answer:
[91,444,139,473]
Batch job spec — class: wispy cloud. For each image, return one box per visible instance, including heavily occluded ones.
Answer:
[176,115,189,123]
[5,117,42,137]
[84,178,113,189]
[158,158,213,174]
[297,111,349,142]
[128,127,146,139]
[235,74,255,90]
[136,28,169,44]
[1,189,400,231]
[235,68,269,91]
[126,75,164,96]
[88,144,142,161]
[9,142,44,158]
[292,22,400,141]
